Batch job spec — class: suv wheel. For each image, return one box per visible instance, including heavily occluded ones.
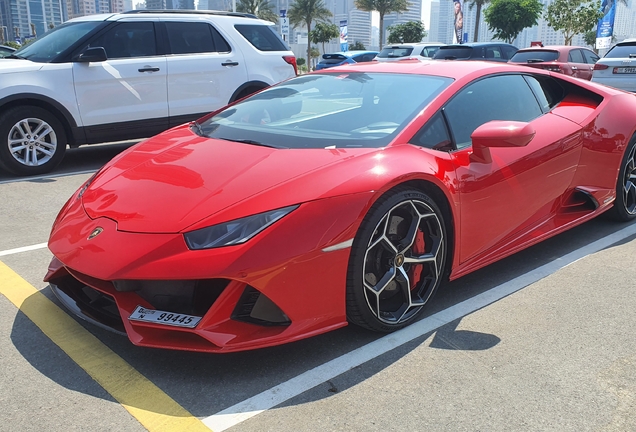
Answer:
[0,106,67,176]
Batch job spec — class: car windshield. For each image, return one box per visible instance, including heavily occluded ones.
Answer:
[605,43,636,59]
[13,21,102,62]
[195,72,452,149]
[510,50,559,63]
[377,47,414,58]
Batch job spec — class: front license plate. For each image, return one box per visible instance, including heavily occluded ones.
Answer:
[129,306,201,328]
[614,67,636,74]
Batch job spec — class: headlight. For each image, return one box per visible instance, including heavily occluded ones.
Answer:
[184,205,299,250]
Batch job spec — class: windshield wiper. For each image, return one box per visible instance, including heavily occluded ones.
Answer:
[5,54,25,60]
[190,121,204,136]
[218,137,283,149]
[526,59,545,63]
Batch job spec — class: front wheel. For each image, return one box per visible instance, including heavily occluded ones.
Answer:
[607,135,636,222]
[346,188,448,332]
[0,106,67,176]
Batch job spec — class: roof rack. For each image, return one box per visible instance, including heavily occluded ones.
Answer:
[122,9,257,19]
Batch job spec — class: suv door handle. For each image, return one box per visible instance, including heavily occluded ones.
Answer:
[222,60,239,67]
[571,66,578,70]
[138,67,160,72]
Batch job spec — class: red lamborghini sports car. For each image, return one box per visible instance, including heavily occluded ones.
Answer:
[45,60,636,353]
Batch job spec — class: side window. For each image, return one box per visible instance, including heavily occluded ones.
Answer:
[444,75,543,149]
[421,46,439,57]
[165,22,215,54]
[484,46,502,60]
[502,45,517,59]
[568,49,584,63]
[523,75,565,112]
[410,112,453,150]
[583,49,599,64]
[89,22,156,59]
[234,24,289,51]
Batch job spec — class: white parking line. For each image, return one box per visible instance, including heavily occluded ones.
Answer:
[203,222,636,432]
[0,243,49,257]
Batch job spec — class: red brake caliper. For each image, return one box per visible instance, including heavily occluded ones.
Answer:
[408,229,425,290]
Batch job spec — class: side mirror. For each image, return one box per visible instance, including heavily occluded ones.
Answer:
[74,47,107,63]
[470,120,535,163]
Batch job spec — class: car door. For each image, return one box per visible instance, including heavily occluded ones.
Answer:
[581,49,599,80]
[567,48,589,79]
[73,21,168,133]
[162,20,248,125]
[443,74,583,263]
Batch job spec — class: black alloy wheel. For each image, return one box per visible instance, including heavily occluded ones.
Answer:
[347,188,448,332]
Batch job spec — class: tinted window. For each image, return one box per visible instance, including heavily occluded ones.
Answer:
[501,45,518,59]
[88,22,156,59]
[433,46,472,59]
[604,43,636,59]
[196,73,452,149]
[484,46,502,60]
[568,49,584,63]
[421,46,439,57]
[524,75,565,111]
[444,75,543,149]
[411,112,452,150]
[166,22,215,54]
[510,50,559,63]
[234,24,288,51]
[377,47,414,58]
[582,49,599,64]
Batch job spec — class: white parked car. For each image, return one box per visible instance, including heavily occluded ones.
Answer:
[375,43,445,62]
[592,39,636,93]
[0,10,297,176]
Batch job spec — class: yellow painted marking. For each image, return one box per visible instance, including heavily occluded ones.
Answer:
[0,261,211,432]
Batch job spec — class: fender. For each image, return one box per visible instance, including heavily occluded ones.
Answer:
[229,80,270,103]
[0,93,86,145]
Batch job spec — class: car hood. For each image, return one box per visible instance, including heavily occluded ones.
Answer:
[0,58,43,73]
[81,125,379,233]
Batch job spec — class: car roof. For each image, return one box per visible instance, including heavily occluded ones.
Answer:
[441,42,514,48]
[69,9,262,23]
[382,42,443,48]
[516,45,588,52]
[318,59,550,80]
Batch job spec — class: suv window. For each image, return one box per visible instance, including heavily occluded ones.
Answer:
[234,24,288,51]
[604,43,636,58]
[443,74,543,149]
[89,22,157,59]
[166,22,216,54]
[568,49,584,63]
[501,45,518,59]
[484,46,502,60]
[421,46,439,57]
[433,46,472,59]
[377,47,414,59]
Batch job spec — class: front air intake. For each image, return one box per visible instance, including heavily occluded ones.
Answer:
[232,286,291,326]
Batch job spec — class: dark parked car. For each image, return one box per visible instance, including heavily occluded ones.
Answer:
[315,50,378,70]
[509,45,599,80]
[433,42,518,62]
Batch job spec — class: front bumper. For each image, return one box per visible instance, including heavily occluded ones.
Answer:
[45,192,374,353]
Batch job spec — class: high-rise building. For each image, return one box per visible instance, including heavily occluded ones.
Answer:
[382,0,422,44]
[0,0,66,41]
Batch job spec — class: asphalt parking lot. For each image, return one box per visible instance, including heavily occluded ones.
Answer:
[1,144,635,432]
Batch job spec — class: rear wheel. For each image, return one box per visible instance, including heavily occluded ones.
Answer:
[608,135,636,222]
[0,106,67,176]
[346,188,448,332]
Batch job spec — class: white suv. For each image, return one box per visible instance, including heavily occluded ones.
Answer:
[592,39,636,93]
[0,10,297,176]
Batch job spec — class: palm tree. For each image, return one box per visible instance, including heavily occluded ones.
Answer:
[288,0,332,68]
[237,0,279,23]
[467,0,489,42]
[354,0,409,49]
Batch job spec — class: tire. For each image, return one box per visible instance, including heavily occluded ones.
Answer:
[607,135,636,222]
[0,106,67,176]
[346,187,448,332]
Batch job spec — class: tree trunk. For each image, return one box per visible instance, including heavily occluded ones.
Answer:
[306,21,312,72]
[565,34,573,45]
[379,14,385,49]
[473,3,482,42]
